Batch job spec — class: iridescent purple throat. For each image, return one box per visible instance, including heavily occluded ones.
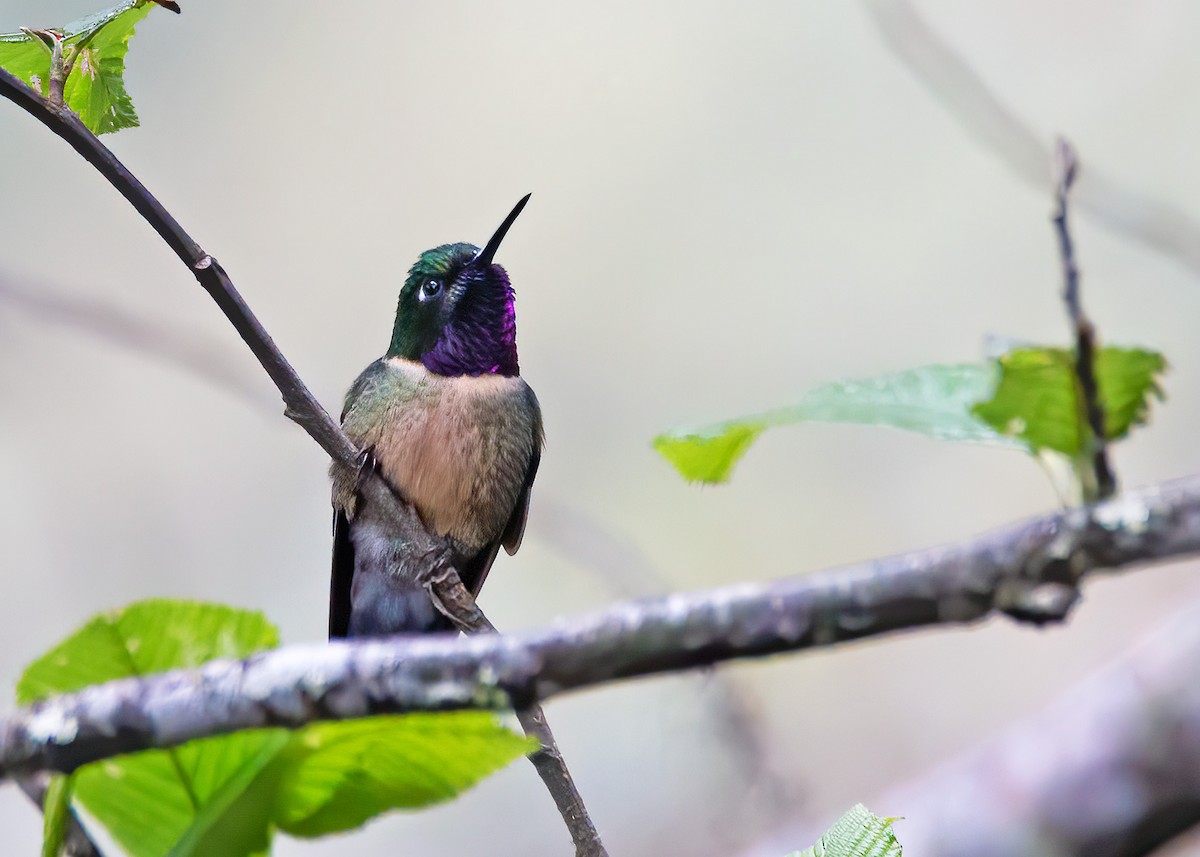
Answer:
[422,284,519,377]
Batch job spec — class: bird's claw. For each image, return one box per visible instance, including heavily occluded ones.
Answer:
[355,448,378,488]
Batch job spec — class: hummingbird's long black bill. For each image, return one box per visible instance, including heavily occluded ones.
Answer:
[474,193,531,267]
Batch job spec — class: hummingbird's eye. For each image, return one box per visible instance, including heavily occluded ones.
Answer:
[419,279,443,301]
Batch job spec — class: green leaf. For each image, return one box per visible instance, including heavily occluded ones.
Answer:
[971,346,1166,455]
[41,774,73,857]
[18,599,278,703]
[786,804,903,857]
[19,600,534,854]
[165,732,290,857]
[18,600,283,857]
[76,731,288,857]
[971,348,1082,454]
[655,363,1012,484]
[273,713,536,837]
[0,0,159,134]
[63,3,153,134]
[653,422,765,484]
[1095,347,1167,439]
[0,31,49,95]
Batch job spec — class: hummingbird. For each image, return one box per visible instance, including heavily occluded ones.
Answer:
[329,195,543,638]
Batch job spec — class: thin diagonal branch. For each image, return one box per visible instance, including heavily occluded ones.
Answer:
[1052,138,1115,502]
[428,569,606,856]
[2,473,1199,784]
[0,66,606,857]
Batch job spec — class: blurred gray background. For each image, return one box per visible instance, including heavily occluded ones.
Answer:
[3,1,1200,854]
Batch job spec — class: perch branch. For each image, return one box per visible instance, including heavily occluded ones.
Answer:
[0,66,606,857]
[1,473,1199,782]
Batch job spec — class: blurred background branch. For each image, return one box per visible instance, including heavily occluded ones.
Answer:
[745,596,1200,857]
[864,0,1200,278]
[0,273,271,409]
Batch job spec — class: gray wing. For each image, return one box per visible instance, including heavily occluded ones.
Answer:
[329,361,389,640]
[463,383,543,596]
[502,381,543,556]
[501,441,540,556]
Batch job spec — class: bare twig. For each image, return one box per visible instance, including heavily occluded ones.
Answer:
[1052,139,1115,502]
[3,473,1200,784]
[0,66,606,857]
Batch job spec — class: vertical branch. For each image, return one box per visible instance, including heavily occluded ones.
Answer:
[429,568,608,857]
[1052,138,1115,501]
[17,776,99,857]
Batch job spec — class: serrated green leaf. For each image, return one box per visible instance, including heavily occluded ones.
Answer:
[0,0,159,134]
[41,774,73,857]
[274,713,536,837]
[786,804,902,857]
[655,363,1012,484]
[18,600,283,857]
[1095,347,1166,439]
[20,600,535,854]
[971,348,1081,454]
[0,31,49,95]
[63,3,152,133]
[971,346,1166,455]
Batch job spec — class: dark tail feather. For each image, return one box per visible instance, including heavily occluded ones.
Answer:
[329,509,355,639]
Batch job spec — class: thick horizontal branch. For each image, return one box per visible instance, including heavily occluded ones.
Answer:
[2,473,1199,780]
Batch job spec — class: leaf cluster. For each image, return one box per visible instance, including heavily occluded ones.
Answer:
[0,0,159,134]
[23,601,533,857]
[654,346,1165,494]
[786,804,903,857]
